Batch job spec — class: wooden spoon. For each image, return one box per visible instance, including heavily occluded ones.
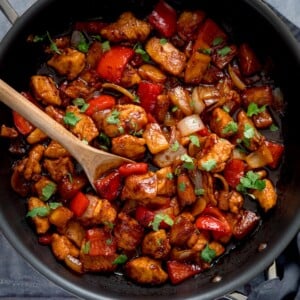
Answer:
[0,79,133,189]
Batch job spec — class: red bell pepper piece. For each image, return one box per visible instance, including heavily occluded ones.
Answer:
[223,158,246,188]
[135,206,155,228]
[193,18,227,53]
[12,111,34,135]
[85,228,116,256]
[94,170,122,202]
[167,261,202,285]
[119,162,148,177]
[96,46,135,84]
[69,191,89,217]
[197,127,210,137]
[196,206,232,236]
[137,81,163,114]
[264,140,284,169]
[148,0,177,37]
[85,95,116,116]
[238,43,261,76]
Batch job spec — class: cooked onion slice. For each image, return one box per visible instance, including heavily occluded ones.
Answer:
[177,114,205,136]
[191,87,206,114]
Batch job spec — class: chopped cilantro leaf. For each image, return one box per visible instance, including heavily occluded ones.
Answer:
[134,43,150,62]
[201,159,217,171]
[106,110,120,124]
[166,172,174,180]
[26,206,50,218]
[113,254,128,265]
[201,244,216,263]
[102,40,111,52]
[212,37,224,46]
[246,103,266,117]
[217,46,231,56]
[236,171,266,193]
[243,123,255,139]
[178,182,186,192]
[47,31,61,54]
[77,33,90,53]
[222,121,238,135]
[150,213,174,231]
[195,188,205,196]
[72,98,89,112]
[181,154,195,170]
[63,112,81,126]
[160,38,168,45]
[170,141,180,152]
[189,135,200,147]
[41,182,57,201]
[82,241,90,254]
[269,124,279,132]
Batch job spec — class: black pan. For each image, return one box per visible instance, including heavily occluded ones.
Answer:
[0,0,300,299]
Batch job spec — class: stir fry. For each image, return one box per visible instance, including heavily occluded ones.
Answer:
[0,0,285,285]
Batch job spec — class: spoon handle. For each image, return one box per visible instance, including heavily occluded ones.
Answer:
[0,78,87,159]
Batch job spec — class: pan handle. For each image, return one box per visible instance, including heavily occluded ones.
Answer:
[0,0,18,24]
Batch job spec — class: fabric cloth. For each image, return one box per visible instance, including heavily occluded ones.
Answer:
[0,1,299,299]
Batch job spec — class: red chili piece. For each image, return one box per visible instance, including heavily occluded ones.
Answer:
[69,191,89,217]
[167,261,202,284]
[119,162,148,177]
[223,158,246,188]
[85,95,116,116]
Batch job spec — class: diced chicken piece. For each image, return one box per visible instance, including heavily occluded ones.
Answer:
[111,134,146,160]
[100,12,151,43]
[234,110,264,151]
[218,190,244,214]
[168,86,193,116]
[154,94,170,123]
[80,252,118,272]
[45,105,65,124]
[65,106,99,142]
[245,143,273,169]
[138,64,167,84]
[49,206,73,229]
[79,194,117,226]
[26,128,48,144]
[0,124,18,138]
[232,210,260,239]
[34,176,56,200]
[184,52,211,84]
[252,179,277,212]
[61,77,92,99]
[242,86,273,108]
[114,212,144,251]
[64,220,85,247]
[197,133,234,172]
[210,107,236,138]
[177,173,196,207]
[208,241,225,257]
[121,172,157,202]
[47,48,86,80]
[51,233,79,260]
[143,123,169,154]
[177,10,206,41]
[252,110,273,129]
[23,144,45,180]
[212,45,238,69]
[27,197,50,234]
[43,156,74,182]
[145,37,186,76]
[102,104,148,138]
[11,160,30,197]
[30,75,61,106]
[125,256,168,285]
[169,214,195,247]
[44,140,69,158]
[156,166,176,196]
[188,231,209,252]
[121,64,141,87]
[86,41,103,68]
[142,229,171,260]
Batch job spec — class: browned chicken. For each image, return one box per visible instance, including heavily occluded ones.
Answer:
[142,229,171,260]
[102,104,148,138]
[197,134,234,172]
[125,256,168,285]
[114,212,144,251]
[101,12,151,43]
[145,37,186,76]
[121,172,157,202]
[30,75,61,106]
[47,48,86,80]
[51,233,80,260]
[111,134,146,160]
[43,157,74,182]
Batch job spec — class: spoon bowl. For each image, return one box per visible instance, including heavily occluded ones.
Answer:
[0,78,133,188]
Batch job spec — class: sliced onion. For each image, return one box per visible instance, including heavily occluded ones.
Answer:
[191,87,206,114]
[228,64,246,90]
[177,114,205,136]
[102,83,135,101]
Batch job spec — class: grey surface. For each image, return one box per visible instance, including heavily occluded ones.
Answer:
[0,0,299,299]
